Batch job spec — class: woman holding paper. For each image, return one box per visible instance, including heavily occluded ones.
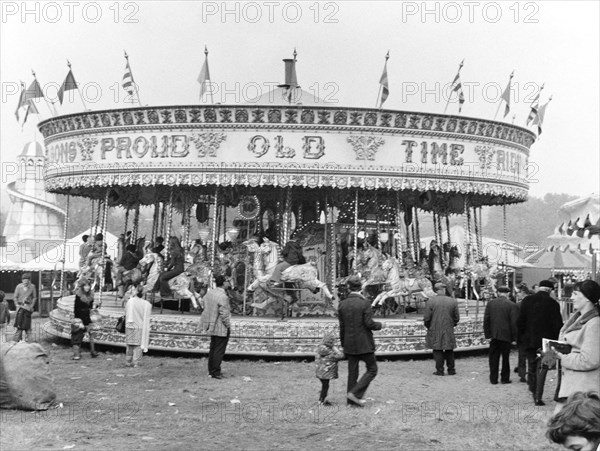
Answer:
[553,280,600,413]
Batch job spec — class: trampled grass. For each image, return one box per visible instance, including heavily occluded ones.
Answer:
[1,320,563,451]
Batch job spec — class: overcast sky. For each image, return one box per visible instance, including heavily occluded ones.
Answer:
[1,1,598,208]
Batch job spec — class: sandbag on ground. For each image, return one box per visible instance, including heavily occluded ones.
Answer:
[0,341,57,410]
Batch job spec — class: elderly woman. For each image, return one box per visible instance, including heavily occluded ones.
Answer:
[124,283,152,367]
[71,279,99,360]
[552,280,600,413]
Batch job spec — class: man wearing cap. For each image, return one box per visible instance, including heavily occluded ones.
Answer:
[484,286,518,384]
[517,279,563,405]
[424,282,460,376]
[338,275,384,407]
[12,273,37,342]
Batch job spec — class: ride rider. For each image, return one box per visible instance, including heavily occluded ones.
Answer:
[269,235,305,288]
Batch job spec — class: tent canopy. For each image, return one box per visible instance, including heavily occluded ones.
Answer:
[524,247,592,271]
[420,225,529,268]
[20,229,119,272]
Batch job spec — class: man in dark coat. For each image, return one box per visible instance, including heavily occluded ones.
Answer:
[424,282,460,376]
[516,279,563,404]
[484,286,518,384]
[338,275,383,407]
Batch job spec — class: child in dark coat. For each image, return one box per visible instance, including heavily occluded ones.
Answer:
[315,332,345,406]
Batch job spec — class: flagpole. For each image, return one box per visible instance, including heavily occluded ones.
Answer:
[124,51,143,107]
[33,70,57,117]
[524,82,544,126]
[67,60,89,111]
[443,59,464,115]
[206,46,213,105]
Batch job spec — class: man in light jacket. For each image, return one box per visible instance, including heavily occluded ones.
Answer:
[200,275,231,379]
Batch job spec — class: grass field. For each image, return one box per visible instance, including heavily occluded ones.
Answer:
[1,318,564,451]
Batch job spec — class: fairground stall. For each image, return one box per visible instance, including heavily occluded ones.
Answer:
[39,78,537,356]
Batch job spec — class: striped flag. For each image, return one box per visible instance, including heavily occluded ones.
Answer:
[500,71,514,117]
[57,67,78,104]
[532,95,552,135]
[451,59,465,113]
[526,83,544,125]
[122,51,137,98]
[198,46,211,99]
[379,51,390,108]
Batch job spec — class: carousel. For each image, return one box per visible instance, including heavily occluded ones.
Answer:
[39,60,537,356]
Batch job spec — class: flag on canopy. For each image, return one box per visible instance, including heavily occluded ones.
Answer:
[57,69,78,104]
[379,51,390,108]
[526,83,544,126]
[533,96,552,135]
[122,54,135,95]
[197,46,211,99]
[450,59,465,113]
[501,71,514,118]
[16,81,41,125]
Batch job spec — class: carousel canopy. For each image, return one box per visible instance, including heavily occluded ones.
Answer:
[22,228,119,272]
[420,225,528,268]
[554,193,600,240]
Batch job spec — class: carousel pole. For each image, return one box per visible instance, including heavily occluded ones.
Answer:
[210,187,219,270]
[124,206,130,238]
[503,204,509,286]
[414,207,421,263]
[166,188,175,261]
[98,189,109,307]
[446,215,452,247]
[463,197,471,316]
[89,199,95,235]
[132,204,140,241]
[59,195,70,298]
[395,192,404,266]
[437,212,445,268]
[329,202,336,295]
[353,190,359,274]
[324,194,329,290]
[473,205,481,261]
[151,202,159,243]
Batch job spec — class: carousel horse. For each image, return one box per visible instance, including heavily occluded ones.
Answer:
[466,258,498,300]
[168,261,214,309]
[77,256,113,292]
[138,248,164,294]
[372,260,436,312]
[114,237,146,296]
[427,240,444,279]
[443,242,462,271]
[248,262,334,310]
[242,236,265,278]
[359,243,386,287]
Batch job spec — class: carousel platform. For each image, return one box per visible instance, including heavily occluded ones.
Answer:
[45,292,488,357]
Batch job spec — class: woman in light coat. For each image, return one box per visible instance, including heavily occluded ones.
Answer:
[553,280,600,413]
[124,284,152,367]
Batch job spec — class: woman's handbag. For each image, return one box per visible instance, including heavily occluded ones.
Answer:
[115,315,126,334]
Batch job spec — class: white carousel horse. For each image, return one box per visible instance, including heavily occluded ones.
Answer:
[248,262,334,309]
[372,260,436,310]
[138,250,164,294]
[466,258,498,300]
[168,261,214,309]
[242,237,265,278]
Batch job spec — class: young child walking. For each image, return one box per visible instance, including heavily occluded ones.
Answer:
[315,332,345,406]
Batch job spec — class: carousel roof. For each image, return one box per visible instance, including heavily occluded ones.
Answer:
[245,86,325,106]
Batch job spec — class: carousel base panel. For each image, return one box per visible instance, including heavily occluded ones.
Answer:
[46,295,488,357]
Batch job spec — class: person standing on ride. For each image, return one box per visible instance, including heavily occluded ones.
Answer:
[338,275,383,407]
[269,235,305,287]
[552,280,600,413]
[71,279,99,360]
[484,286,518,384]
[12,273,37,342]
[158,236,185,297]
[86,233,106,266]
[124,283,152,367]
[79,235,91,270]
[517,279,563,405]
[200,275,231,379]
[424,282,460,376]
